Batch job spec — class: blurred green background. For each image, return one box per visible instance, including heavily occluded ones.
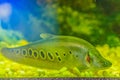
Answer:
[56,0,120,47]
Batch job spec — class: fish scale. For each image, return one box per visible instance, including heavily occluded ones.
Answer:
[1,33,112,74]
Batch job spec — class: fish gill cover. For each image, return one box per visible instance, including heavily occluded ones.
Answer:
[0,0,120,78]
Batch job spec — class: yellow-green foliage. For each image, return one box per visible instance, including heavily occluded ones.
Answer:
[0,41,120,77]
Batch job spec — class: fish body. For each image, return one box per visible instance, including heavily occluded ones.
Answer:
[1,33,112,71]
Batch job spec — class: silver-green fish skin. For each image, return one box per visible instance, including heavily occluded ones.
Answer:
[1,33,112,71]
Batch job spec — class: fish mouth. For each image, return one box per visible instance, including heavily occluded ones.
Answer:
[95,60,112,70]
[89,60,112,70]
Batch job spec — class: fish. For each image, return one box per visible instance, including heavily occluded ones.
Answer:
[1,33,112,73]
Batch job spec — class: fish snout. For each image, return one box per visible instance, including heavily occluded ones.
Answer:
[92,59,112,70]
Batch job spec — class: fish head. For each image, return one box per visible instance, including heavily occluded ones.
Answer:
[85,49,112,70]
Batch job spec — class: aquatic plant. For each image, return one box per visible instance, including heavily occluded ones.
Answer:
[0,28,24,48]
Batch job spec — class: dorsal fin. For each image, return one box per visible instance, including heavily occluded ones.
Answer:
[40,33,56,39]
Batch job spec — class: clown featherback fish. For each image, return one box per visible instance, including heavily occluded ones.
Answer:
[1,33,112,73]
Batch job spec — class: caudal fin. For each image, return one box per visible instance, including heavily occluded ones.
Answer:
[0,41,9,54]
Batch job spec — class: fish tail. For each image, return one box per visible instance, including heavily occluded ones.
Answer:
[0,47,5,54]
[0,41,9,53]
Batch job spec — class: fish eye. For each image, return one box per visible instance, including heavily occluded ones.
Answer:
[86,54,90,63]
[85,52,92,63]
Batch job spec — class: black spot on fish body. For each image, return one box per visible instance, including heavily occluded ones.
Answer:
[10,49,14,53]
[34,51,37,57]
[39,50,46,60]
[63,53,66,56]
[33,50,39,59]
[58,57,61,62]
[16,50,19,53]
[28,48,34,58]
[76,55,78,57]
[28,48,33,56]
[23,50,26,55]
[47,52,54,61]
[69,51,72,54]
[40,51,44,57]
[55,52,59,56]
[22,49,27,57]
[15,49,20,55]
[10,49,14,54]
